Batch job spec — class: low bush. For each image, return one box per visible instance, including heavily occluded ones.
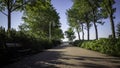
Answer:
[0,27,61,66]
[73,40,92,47]
[74,38,120,57]
[52,40,61,46]
[73,40,81,46]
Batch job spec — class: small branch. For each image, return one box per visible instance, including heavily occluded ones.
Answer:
[11,0,30,12]
[11,5,22,12]
[10,0,17,10]
[102,1,110,14]
[0,11,8,16]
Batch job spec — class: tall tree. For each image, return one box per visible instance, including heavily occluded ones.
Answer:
[72,0,92,40]
[71,0,105,40]
[100,0,116,38]
[85,13,91,40]
[0,0,32,30]
[87,0,104,40]
[66,8,81,40]
[21,0,63,40]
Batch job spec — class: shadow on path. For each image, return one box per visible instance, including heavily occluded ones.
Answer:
[60,54,120,68]
[2,46,120,68]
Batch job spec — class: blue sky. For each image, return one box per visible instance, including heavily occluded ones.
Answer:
[0,0,120,41]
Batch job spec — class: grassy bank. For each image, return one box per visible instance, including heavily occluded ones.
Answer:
[74,38,120,57]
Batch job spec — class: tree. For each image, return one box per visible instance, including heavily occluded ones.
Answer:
[87,0,104,40]
[66,8,81,40]
[0,0,32,30]
[100,0,116,38]
[21,0,63,40]
[71,0,105,40]
[65,28,76,42]
[72,0,93,40]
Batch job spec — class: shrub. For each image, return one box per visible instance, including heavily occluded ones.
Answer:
[73,40,81,46]
[0,27,61,66]
[0,27,6,48]
[52,40,61,46]
[77,38,120,57]
[73,40,89,47]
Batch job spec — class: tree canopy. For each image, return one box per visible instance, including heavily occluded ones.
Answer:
[66,0,116,40]
[0,0,33,30]
[20,0,64,40]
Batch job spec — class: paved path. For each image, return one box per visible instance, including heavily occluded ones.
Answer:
[2,45,120,68]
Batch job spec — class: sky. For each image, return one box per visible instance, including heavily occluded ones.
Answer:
[0,0,120,41]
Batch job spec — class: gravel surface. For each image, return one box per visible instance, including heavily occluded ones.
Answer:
[2,45,120,68]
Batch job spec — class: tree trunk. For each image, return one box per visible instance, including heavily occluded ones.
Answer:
[81,23,84,40]
[76,27,81,40]
[87,22,90,40]
[109,14,116,38]
[8,10,11,30]
[92,10,98,40]
[7,0,11,31]
[93,22,98,40]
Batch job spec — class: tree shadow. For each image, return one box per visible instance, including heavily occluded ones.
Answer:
[81,62,109,68]
[51,45,68,49]
[31,51,120,68]
[73,56,120,63]
[1,46,68,68]
[60,54,120,68]
[2,46,120,68]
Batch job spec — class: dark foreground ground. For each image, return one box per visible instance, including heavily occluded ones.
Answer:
[2,45,120,68]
